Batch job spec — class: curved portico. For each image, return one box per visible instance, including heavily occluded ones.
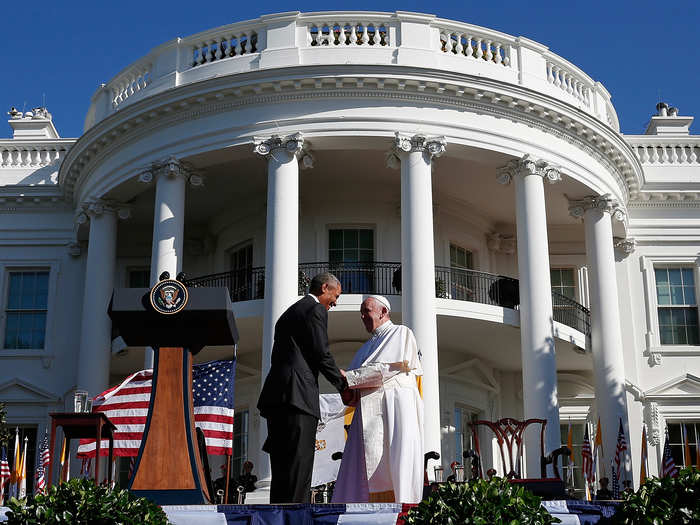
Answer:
[61,11,642,484]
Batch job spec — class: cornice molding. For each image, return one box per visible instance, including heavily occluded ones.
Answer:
[0,185,69,212]
[57,67,640,203]
[629,193,700,207]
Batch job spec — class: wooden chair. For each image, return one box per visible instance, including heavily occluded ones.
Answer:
[469,417,547,479]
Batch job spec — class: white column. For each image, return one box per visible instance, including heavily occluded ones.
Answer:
[570,195,630,479]
[254,132,304,483]
[142,158,187,368]
[392,132,445,478]
[497,155,562,477]
[76,201,128,397]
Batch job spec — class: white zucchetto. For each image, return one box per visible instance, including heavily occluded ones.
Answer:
[367,294,391,312]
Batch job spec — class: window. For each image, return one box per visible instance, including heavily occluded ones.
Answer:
[228,243,254,302]
[551,268,576,300]
[127,268,150,288]
[229,243,253,272]
[329,229,374,264]
[6,426,37,496]
[231,410,249,478]
[449,244,473,300]
[328,229,374,293]
[560,422,586,497]
[450,244,473,270]
[655,268,699,345]
[667,422,699,468]
[454,406,479,465]
[4,270,49,349]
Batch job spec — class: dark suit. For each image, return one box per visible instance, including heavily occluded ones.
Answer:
[257,294,346,503]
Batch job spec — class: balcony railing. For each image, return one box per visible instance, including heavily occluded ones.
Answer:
[85,11,618,131]
[186,262,591,336]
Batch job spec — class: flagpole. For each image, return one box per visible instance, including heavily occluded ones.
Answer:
[11,428,19,499]
[224,454,231,504]
[683,424,692,468]
[19,436,28,499]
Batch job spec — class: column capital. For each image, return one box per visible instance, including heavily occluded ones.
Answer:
[486,232,516,254]
[568,193,626,222]
[496,154,562,185]
[66,241,83,258]
[394,132,446,158]
[614,236,636,257]
[137,157,202,186]
[253,133,304,158]
[76,199,131,224]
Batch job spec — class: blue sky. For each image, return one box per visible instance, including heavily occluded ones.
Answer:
[1,0,698,138]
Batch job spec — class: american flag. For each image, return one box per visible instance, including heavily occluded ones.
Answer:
[639,426,648,485]
[0,447,10,502]
[614,418,627,474]
[35,432,50,493]
[34,466,45,493]
[661,428,679,478]
[39,432,50,469]
[611,460,619,499]
[77,360,235,457]
[581,425,593,483]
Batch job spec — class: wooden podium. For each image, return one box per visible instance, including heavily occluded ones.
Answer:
[109,282,238,504]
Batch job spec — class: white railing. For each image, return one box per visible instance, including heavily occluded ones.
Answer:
[544,56,593,108]
[88,11,617,130]
[190,30,260,68]
[631,142,700,165]
[0,143,70,168]
[437,26,510,67]
[307,21,391,47]
[110,61,153,109]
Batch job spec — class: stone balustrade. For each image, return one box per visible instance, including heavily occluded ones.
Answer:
[545,57,592,108]
[85,11,618,131]
[0,143,71,168]
[110,63,152,108]
[190,30,259,68]
[308,21,391,47]
[436,24,510,67]
[630,141,700,165]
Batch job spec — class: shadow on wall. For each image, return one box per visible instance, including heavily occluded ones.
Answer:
[17,164,59,185]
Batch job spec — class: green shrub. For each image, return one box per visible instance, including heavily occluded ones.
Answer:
[6,478,171,525]
[609,467,700,524]
[403,477,560,525]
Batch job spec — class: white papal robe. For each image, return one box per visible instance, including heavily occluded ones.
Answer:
[332,321,424,504]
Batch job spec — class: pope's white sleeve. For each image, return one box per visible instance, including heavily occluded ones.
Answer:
[345,363,397,388]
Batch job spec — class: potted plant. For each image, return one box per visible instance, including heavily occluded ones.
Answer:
[403,477,560,525]
[6,478,171,525]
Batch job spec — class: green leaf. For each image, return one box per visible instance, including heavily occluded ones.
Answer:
[5,478,172,525]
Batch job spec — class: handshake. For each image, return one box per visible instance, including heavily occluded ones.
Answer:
[338,360,413,406]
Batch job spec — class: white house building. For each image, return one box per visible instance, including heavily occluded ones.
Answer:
[1,11,698,497]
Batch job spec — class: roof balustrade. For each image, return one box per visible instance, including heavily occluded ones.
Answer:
[85,11,618,132]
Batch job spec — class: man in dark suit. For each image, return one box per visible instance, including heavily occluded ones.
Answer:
[257,272,347,503]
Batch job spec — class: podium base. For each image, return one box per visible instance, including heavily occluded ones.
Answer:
[131,489,209,505]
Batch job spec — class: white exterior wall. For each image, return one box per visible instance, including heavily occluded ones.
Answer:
[2,11,699,495]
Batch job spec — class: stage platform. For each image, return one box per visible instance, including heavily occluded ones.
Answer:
[1,500,619,524]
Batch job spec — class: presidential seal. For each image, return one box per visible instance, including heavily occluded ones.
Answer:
[150,279,188,315]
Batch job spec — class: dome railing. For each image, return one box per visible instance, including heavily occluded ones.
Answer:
[85,11,618,133]
[185,261,591,336]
